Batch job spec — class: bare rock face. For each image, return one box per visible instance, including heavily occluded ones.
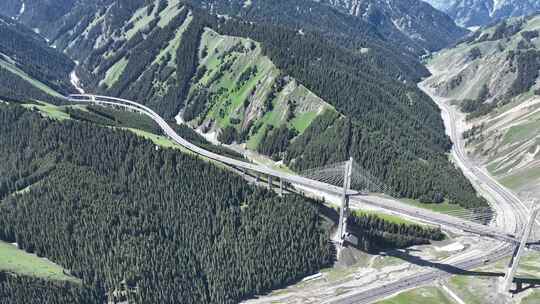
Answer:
[422,0,540,28]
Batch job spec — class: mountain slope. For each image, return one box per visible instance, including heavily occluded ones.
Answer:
[187,0,467,55]
[318,0,468,52]
[2,0,447,68]
[0,102,334,304]
[0,15,74,103]
[423,15,540,198]
[51,2,337,153]
[0,0,488,208]
[51,1,481,208]
[423,0,540,28]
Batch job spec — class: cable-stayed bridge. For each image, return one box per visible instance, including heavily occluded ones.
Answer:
[68,94,539,295]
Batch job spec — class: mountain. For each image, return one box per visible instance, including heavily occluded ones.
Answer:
[0,95,446,303]
[183,0,468,54]
[0,0,495,302]
[0,15,74,103]
[3,0,481,208]
[0,0,434,81]
[0,0,487,205]
[422,0,540,28]
[0,0,466,56]
[317,0,468,52]
[422,15,540,198]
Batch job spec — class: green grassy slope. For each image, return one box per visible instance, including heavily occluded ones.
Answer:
[185,28,334,149]
[56,2,334,154]
[0,241,78,283]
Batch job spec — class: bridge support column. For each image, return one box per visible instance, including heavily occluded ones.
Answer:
[239,168,246,177]
[279,179,284,197]
[268,176,273,190]
[502,205,540,293]
[256,173,260,183]
[337,157,353,245]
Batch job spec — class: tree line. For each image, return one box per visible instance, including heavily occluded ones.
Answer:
[348,213,444,253]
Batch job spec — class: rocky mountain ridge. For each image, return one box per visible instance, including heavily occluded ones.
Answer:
[423,0,540,28]
[0,0,467,55]
[318,0,468,52]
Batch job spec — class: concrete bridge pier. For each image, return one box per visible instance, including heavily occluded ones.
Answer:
[279,179,284,197]
[337,157,353,245]
[268,176,273,190]
[502,205,540,293]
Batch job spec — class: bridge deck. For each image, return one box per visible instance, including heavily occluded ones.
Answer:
[68,94,522,246]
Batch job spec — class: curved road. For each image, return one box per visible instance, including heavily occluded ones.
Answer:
[69,93,528,303]
[323,82,530,304]
[68,94,519,242]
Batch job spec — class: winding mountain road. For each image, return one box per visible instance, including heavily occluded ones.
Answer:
[322,82,531,303]
[68,94,519,240]
[68,92,529,303]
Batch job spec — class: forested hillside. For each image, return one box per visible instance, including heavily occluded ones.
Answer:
[0,274,100,304]
[14,0,484,209]
[170,0,467,55]
[0,0,499,302]
[319,0,468,52]
[0,15,74,103]
[0,103,447,302]
[0,0,488,209]
[0,103,334,303]
[349,213,445,253]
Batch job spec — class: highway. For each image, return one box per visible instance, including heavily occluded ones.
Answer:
[328,242,513,304]
[68,94,521,244]
[426,82,528,234]
[69,93,529,303]
[323,82,531,304]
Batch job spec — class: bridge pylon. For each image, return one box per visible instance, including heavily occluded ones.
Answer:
[337,157,354,245]
[502,204,540,293]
